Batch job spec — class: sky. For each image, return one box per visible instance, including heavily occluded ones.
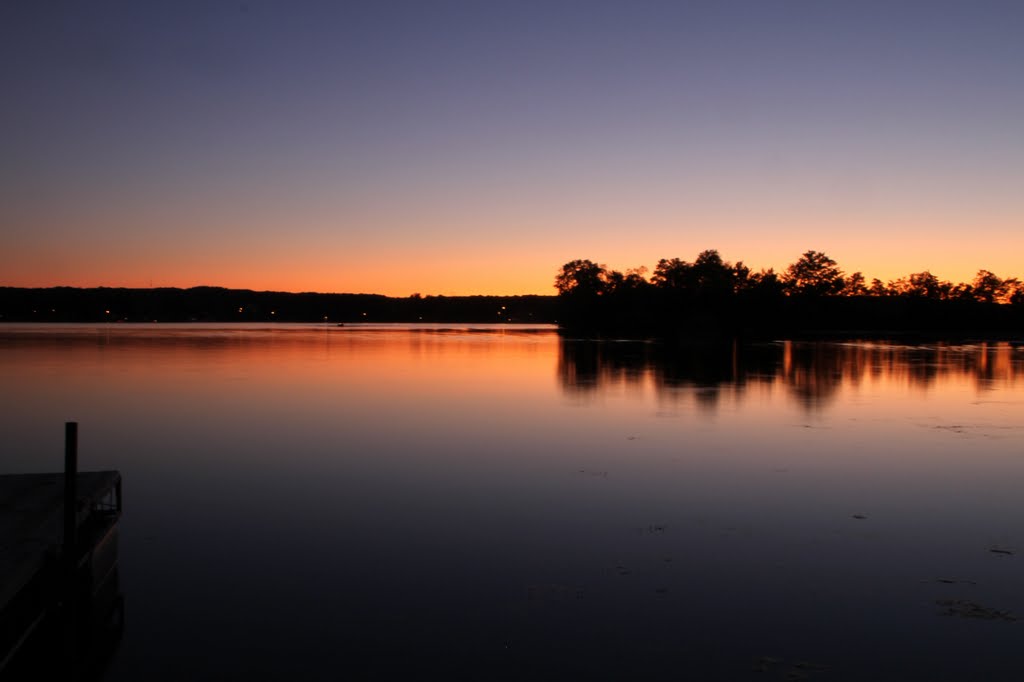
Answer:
[2,0,1022,296]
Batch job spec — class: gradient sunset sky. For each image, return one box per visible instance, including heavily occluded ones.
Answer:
[3,1,1022,296]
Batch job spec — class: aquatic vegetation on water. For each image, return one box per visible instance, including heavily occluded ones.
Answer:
[936,599,1017,621]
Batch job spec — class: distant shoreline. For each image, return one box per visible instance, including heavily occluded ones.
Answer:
[0,286,559,324]
[3,286,1023,341]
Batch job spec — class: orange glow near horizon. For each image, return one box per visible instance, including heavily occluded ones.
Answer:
[4,199,1023,296]
[7,239,1023,298]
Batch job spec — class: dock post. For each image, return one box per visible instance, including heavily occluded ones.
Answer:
[63,421,78,676]
[64,422,78,564]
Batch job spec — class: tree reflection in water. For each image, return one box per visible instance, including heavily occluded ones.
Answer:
[558,339,1024,409]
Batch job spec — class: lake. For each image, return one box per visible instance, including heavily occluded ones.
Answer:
[2,324,1023,680]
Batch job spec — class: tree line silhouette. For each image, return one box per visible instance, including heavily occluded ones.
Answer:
[555,250,1024,337]
[2,251,1022,336]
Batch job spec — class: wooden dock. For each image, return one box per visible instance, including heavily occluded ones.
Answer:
[0,471,123,678]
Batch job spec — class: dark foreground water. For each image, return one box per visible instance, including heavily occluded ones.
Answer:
[2,324,1023,680]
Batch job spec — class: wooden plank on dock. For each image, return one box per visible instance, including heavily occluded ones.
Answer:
[0,471,122,671]
[0,472,120,607]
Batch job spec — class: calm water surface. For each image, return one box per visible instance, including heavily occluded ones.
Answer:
[2,324,1023,680]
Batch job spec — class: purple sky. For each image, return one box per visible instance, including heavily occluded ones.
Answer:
[3,1,1022,294]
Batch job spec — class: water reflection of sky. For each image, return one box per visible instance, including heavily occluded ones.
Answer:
[2,326,1023,680]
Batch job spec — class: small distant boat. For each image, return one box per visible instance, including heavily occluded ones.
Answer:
[336,323,345,327]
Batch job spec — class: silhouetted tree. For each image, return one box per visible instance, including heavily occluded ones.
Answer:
[886,271,952,299]
[602,269,625,292]
[782,251,845,296]
[1009,280,1024,305]
[972,270,1007,303]
[691,249,735,295]
[619,267,651,291]
[734,261,752,289]
[651,258,692,290]
[742,268,785,296]
[555,260,608,297]
[843,272,867,296]
[868,278,888,296]
[949,282,975,301]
